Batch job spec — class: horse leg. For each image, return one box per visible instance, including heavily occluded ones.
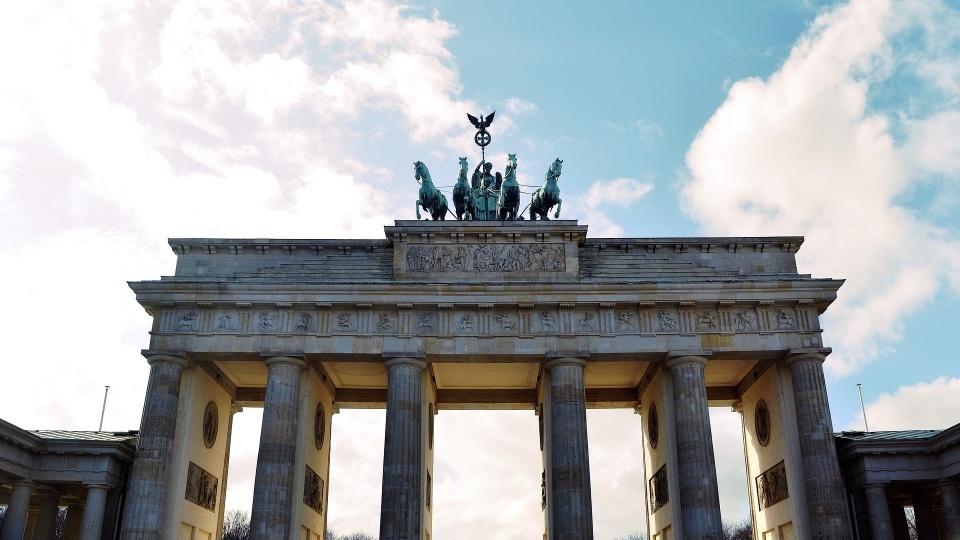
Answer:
[554,198,562,219]
[416,199,422,220]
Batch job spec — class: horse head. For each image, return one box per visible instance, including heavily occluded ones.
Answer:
[458,157,469,180]
[506,153,517,172]
[545,158,562,181]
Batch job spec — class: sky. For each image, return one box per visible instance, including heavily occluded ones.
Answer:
[1,0,959,538]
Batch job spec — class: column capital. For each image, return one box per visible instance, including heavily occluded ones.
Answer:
[384,357,427,370]
[863,482,890,490]
[12,479,35,488]
[83,482,112,491]
[263,355,306,369]
[785,348,831,366]
[144,353,192,369]
[544,356,587,370]
[664,354,709,370]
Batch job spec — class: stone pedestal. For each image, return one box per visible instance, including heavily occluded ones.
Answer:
[544,357,594,540]
[33,493,61,540]
[786,353,853,539]
[665,355,723,540]
[0,480,33,540]
[79,484,110,540]
[863,484,894,540]
[250,356,306,540]
[120,354,190,540]
[379,357,427,540]
[939,480,960,540]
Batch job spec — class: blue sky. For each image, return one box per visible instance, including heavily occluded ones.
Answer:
[1,0,959,538]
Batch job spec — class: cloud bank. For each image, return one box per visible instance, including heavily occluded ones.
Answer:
[682,0,960,376]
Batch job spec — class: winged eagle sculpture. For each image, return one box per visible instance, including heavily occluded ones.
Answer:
[467,111,496,150]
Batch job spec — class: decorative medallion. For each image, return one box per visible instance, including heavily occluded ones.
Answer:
[314,404,326,450]
[426,471,432,510]
[648,403,659,449]
[202,401,218,449]
[755,400,770,447]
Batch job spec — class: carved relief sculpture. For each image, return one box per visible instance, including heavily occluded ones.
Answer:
[577,313,598,332]
[734,310,755,331]
[456,314,475,333]
[539,311,556,331]
[257,311,274,331]
[648,403,659,449]
[756,461,789,510]
[696,310,718,330]
[618,312,636,331]
[177,311,199,331]
[336,313,353,332]
[296,312,314,332]
[314,404,325,450]
[185,462,218,512]
[416,313,434,331]
[216,314,236,331]
[202,401,218,449]
[649,464,669,513]
[775,309,797,330]
[496,313,517,332]
[657,310,677,332]
[376,314,394,332]
[304,465,324,515]
[755,400,770,447]
[405,244,565,273]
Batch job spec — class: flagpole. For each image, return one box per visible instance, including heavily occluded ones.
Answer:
[99,385,110,432]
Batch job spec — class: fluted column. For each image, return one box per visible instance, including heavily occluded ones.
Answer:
[939,480,960,540]
[545,357,594,540]
[786,353,853,539]
[120,354,190,540]
[889,503,910,540]
[665,355,722,540]
[250,356,306,540]
[63,504,84,540]
[912,491,937,540]
[0,480,33,540]
[32,493,60,540]
[79,484,110,540]
[379,357,427,540]
[864,484,894,540]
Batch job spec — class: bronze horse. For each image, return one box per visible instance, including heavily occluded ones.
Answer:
[530,158,562,220]
[414,161,448,220]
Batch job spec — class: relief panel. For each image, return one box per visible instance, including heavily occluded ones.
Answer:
[404,243,565,273]
[756,461,789,511]
[185,462,218,512]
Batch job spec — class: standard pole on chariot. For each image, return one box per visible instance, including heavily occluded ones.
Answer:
[467,111,495,163]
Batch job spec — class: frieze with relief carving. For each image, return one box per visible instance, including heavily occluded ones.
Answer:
[405,244,565,272]
[185,462,218,512]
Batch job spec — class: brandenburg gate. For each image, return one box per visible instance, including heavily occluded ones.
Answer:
[121,219,853,540]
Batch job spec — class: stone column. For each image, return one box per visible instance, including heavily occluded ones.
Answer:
[63,504,84,540]
[379,357,427,540]
[0,480,34,540]
[665,355,723,540]
[889,503,910,540]
[786,353,853,539]
[939,480,960,540]
[32,493,60,540]
[250,356,306,540]
[216,404,242,540]
[913,491,937,540]
[863,484,894,540]
[79,484,110,540]
[120,354,190,540]
[545,357,594,540]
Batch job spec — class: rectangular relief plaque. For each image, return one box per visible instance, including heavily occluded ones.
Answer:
[304,464,324,515]
[649,464,669,513]
[184,461,218,512]
[756,460,789,510]
[405,244,565,272]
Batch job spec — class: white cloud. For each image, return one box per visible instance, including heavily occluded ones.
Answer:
[577,178,655,237]
[505,97,538,115]
[682,0,960,376]
[845,377,960,431]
